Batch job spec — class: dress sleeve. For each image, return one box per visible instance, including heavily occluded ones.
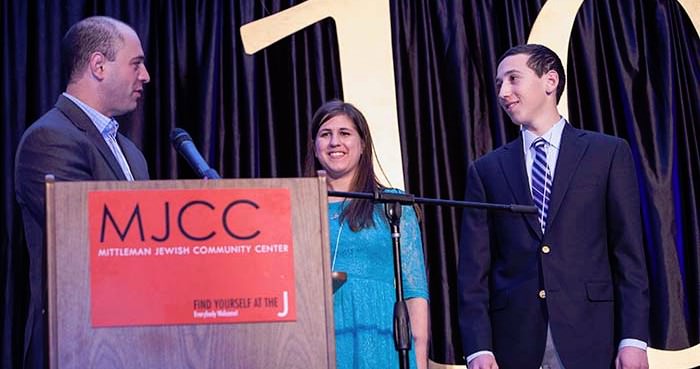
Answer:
[399,204,429,300]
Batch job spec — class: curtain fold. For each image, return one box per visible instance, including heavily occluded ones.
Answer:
[2,0,698,367]
[567,0,700,350]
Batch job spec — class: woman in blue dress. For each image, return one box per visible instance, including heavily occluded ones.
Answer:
[304,99,429,369]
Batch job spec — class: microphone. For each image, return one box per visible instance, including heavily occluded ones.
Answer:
[169,128,221,179]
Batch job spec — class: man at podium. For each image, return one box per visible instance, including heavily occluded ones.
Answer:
[14,16,151,369]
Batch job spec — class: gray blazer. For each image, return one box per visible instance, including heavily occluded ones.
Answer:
[14,94,149,369]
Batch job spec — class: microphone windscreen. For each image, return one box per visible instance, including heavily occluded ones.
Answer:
[170,128,191,147]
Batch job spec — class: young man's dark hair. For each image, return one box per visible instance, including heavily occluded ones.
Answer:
[498,44,566,102]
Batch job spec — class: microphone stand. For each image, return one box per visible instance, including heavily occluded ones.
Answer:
[327,189,536,369]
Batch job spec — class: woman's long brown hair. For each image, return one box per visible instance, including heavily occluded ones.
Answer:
[304,100,384,231]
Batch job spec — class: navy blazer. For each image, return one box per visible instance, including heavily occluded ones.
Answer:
[457,124,649,369]
[14,94,150,369]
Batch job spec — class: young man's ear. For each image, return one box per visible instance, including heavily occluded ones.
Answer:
[544,70,559,96]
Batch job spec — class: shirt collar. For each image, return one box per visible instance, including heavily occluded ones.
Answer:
[103,119,119,139]
[522,117,567,151]
[62,92,115,138]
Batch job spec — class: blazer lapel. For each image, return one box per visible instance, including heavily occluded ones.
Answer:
[498,137,543,238]
[55,95,127,180]
[546,124,588,230]
[117,134,149,180]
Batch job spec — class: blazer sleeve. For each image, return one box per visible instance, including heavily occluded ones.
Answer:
[15,123,94,225]
[457,162,494,355]
[607,138,649,342]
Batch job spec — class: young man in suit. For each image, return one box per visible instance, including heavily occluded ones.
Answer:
[14,16,151,369]
[458,44,649,369]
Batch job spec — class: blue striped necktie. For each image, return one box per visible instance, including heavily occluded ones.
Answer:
[531,138,551,232]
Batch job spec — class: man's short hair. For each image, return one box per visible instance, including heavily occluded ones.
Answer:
[498,44,566,102]
[61,16,126,84]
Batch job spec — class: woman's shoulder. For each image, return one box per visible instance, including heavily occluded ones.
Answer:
[376,188,419,218]
[380,187,405,194]
[328,200,346,209]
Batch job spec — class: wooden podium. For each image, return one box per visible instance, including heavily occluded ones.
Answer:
[45,177,336,369]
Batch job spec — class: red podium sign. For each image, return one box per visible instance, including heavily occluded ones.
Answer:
[88,188,295,327]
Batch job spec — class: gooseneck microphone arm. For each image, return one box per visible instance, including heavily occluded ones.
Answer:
[328,190,538,214]
[169,128,221,179]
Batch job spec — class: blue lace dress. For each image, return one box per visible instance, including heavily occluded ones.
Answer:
[328,195,429,369]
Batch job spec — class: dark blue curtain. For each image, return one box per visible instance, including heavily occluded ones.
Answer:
[2,0,698,367]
